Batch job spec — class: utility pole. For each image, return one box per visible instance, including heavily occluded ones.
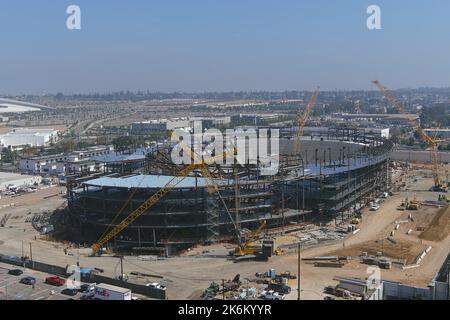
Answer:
[29,243,33,269]
[297,242,301,300]
[222,279,225,300]
[120,256,124,281]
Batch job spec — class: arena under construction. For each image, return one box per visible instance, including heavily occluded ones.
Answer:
[66,127,394,254]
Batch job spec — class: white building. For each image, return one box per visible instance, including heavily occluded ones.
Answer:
[19,154,67,174]
[0,128,59,148]
[18,146,113,175]
[131,119,190,133]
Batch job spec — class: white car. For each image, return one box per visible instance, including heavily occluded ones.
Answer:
[261,290,285,300]
[146,282,166,291]
[370,204,380,211]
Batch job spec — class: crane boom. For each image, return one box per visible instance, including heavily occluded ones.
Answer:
[92,141,234,254]
[293,87,320,157]
[91,162,198,253]
[372,80,443,189]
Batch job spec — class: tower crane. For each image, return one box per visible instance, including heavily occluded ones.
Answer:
[372,80,446,192]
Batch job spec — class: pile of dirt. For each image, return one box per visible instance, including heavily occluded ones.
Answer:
[329,239,426,264]
[419,205,450,242]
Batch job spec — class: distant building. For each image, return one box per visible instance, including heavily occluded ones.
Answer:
[0,128,59,149]
[18,146,113,175]
[131,119,190,133]
[19,153,67,174]
[231,114,282,125]
[189,116,231,128]
[299,127,390,139]
[335,114,419,127]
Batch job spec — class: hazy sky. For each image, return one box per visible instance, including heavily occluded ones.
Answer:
[1,0,450,94]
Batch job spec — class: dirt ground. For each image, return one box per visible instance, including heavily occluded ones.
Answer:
[0,168,449,300]
[330,239,426,265]
[419,206,450,242]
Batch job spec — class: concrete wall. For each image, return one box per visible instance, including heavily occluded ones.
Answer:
[83,273,166,300]
[433,281,449,300]
[392,150,450,164]
[0,254,166,300]
[0,254,66,276]
[383,281,432,300]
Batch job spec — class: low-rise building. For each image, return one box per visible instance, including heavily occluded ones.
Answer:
[0,128,58,148]
[19,146,114,175]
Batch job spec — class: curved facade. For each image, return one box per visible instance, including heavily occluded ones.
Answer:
[67,127,393,252]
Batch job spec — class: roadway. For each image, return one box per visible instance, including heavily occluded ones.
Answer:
[0,262,83,300]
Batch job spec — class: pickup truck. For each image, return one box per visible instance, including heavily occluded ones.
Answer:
[261,290,285,300]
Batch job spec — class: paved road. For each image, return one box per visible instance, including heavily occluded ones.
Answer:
[0,263,82,300]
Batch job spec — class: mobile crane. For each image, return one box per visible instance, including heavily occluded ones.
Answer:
[373,80,446,192]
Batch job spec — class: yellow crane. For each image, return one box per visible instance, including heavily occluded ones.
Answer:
[91,139,236,255]
[170,135,272,258]
[234,220,267,257]
[372,80,446,192]
[292,86,321,157]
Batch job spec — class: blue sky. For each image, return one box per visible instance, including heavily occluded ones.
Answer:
[1,0,450,94]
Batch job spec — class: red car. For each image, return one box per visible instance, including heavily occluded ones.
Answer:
[45,276,65,287]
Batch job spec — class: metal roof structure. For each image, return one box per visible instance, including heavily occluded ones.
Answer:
[83,174,231,189]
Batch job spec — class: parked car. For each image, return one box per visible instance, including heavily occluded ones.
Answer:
[267,283,291,294]
[45,276,65,286]
[79,283,95,293]
[8,269,23,276]
[62,288,78,296]
[20,276,36,285]
[261,290,285,300]
[146,282,166,291]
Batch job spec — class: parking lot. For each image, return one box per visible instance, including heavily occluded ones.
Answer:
[0,262,84,300]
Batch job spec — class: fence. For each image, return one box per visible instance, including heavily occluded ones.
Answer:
[0,254,166,300]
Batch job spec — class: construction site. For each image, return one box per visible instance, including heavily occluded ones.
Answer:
[0,82,449,301]
[64,124,393,256]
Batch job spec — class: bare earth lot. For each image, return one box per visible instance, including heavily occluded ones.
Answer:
[0,169,449,300]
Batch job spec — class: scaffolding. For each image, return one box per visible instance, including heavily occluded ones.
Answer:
[66,127,393,252]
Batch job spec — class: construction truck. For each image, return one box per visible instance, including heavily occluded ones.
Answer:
[406,195,420,210]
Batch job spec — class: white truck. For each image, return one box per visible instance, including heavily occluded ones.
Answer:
[94,283,132,301]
